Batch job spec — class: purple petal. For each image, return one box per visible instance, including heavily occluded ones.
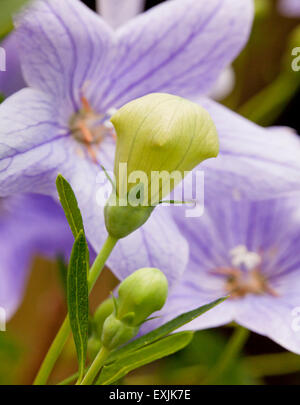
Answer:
[142,196,300,353]
[0,88,70,196]
[0,34,26,97]
[279,0,300,17]
[198,98,300,200]
[107,207,189,288]
[97,0,145,29]
[15,0,114,111]
[100,0,253,109]
[235,295,300,354]
[0,194,73,319]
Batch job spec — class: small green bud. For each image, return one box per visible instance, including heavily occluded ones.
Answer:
[101,313,139,350]
[117,268,168,326]
[94,297,115,338]
[87,336,102,361]
[111,93,219,205]
[100,268,168,350]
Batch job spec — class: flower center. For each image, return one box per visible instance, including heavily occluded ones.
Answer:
[69,97,116,162]
[212,245,278,299]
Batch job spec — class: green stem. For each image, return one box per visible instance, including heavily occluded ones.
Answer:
[88,236,118,292]
[237,72,300,126]
[243,352,300,377]
[58,371,80,386]
[81,347,110,385]
[33,235,118,385]
[203,326,250,384]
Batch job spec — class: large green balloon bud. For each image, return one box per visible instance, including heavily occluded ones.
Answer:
[101,268,168,350]
[112,93,219,204]
[105,93,219,239]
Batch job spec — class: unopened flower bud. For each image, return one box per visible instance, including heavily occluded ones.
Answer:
[117,267,168,326]
[105,93,218,239]
[111,93,218,204]
[94,297,115,338]
[100,268,168,350]
[88,336,102,361]
[101,314,139,350]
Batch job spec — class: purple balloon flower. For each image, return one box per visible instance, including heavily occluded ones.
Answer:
[142,196,300,353]
[279,0,300,17]
[0,0,256,288]
[0,194,73,319]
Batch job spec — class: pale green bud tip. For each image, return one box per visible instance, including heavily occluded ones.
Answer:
[117,267,168,326]
[111,93,219,202]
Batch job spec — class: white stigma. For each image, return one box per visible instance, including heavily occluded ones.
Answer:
[230,245,262,270]
[104,107,118,129]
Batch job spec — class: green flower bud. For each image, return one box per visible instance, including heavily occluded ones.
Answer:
[94,297,115,338]
[101,313,139,350]
[105,93,218,239]
[117,267,168,326]
[100,268,168,350]
[111,93,219,205]
[87,336,102,361]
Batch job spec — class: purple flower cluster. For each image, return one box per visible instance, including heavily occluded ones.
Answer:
[0,0,300,353]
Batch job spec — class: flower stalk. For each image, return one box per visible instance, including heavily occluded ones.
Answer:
[33,235,118,385]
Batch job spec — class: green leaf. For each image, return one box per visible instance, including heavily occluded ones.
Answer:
[106,297,227,365]
[97,331,194,385]
[56,174,84,238]
[67,231,89,383]
[0,0,30,38]
[56,255,68,297]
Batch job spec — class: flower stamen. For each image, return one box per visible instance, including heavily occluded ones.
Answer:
[70,96,116,164]
[211,245,278,299]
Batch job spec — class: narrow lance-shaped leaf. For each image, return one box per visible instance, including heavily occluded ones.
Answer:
[67,230,89,383]
[97,332,194,385]
[106,297,227,364]
[56,174,84,238]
